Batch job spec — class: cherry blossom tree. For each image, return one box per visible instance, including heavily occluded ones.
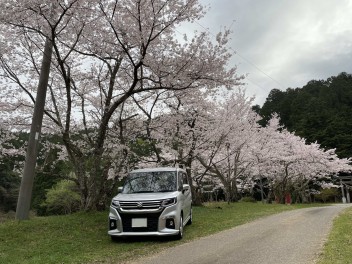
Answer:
[254,115,352,203]
[0,0,242,210]
[148,88,221,204]
[164,99,352,204]
[249,115,282,202]
[192,90,259,203]
[2,1,349,211]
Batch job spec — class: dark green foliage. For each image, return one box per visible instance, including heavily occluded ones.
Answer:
[32,160,71,215]
[24,133,72,215]
[0,145,22,212]
[0,131,72,214]
[314,188,339,203]
[0,164,20,212]
[258,72,352,158]
[32,136,73,215]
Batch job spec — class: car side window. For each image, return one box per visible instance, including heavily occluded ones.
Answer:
[182,172,188,184]
[178,173,183,191]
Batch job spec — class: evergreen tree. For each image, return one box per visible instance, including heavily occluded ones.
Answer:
[257,72,352,158]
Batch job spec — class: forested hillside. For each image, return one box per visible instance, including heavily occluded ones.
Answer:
[255,72,352,158]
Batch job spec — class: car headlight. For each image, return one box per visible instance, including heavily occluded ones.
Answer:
[161,197,177,207]
[111,200,120,208]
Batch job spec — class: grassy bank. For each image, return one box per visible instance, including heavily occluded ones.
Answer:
[317,206,352,264]
[0,203,320,264]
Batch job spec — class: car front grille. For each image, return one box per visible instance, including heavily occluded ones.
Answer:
[119,200,162,210]
[120,212,161,232]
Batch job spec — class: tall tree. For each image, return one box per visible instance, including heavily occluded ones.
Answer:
[194,91,259,203]
[0,0,241,211]
[255,115,351,203]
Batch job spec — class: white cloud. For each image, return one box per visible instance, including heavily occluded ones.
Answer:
[191,0,352,105]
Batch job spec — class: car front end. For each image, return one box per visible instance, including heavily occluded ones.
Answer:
[108,192,182,237]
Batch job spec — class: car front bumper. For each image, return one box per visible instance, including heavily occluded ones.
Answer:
[108,204,181,237]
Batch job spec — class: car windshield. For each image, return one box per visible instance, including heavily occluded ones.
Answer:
[122,171,177,194]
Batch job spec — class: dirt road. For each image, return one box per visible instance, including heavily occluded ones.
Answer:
[130,204,351,264]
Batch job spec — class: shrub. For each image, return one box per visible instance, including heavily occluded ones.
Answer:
[42,180,80,215]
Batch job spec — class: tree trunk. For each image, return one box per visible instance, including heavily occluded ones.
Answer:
[16,37,53,220]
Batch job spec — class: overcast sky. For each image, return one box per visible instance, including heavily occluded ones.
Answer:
[184,0,352,105]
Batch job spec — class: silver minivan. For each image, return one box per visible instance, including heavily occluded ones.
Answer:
[108,167,192,240]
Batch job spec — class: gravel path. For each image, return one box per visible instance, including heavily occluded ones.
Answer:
[129,204,351,264]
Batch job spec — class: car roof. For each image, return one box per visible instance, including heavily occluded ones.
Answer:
[130,167,185,173]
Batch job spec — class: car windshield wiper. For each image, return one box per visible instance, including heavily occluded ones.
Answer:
[131,191,154,193]
[159,190,175,192]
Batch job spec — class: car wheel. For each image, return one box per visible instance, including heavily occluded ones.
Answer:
[176,215,183,240]
[187,207,193,225]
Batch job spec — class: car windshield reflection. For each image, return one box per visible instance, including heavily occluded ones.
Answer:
[122,171,177,194]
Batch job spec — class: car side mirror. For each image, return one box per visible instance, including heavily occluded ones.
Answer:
[182,184,190,194]
[118,186,123,193]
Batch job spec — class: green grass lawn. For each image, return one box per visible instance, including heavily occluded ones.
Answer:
[317,206,352,264]
[0,202,325,264]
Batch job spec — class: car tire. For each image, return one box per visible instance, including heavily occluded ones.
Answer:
[187,207,193,225]
[176,215,183,240]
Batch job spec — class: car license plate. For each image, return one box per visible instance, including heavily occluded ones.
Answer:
[132,218,147,227]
